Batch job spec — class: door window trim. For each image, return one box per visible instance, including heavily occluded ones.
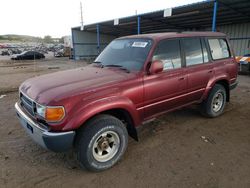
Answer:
[201,38,210,63]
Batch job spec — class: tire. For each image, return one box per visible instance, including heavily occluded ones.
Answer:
[75,114,128,172]
[201,84,227,118]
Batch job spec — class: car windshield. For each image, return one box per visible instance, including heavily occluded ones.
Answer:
[95,38,153,71]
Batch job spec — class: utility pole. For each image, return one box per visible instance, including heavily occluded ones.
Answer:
[80,2,84,30]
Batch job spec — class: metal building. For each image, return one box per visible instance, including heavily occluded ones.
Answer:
[71,0,250,60]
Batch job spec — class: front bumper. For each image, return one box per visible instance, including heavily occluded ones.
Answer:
[15,102,75,152]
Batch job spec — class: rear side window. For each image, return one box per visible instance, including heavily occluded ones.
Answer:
[152,39,181,71]
[201,39,209,63]
[208,39,230,60]
[183,38,203,66]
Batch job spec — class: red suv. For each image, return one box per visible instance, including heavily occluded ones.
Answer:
[15,32,238,171]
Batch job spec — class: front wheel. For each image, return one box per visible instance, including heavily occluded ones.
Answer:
[75,115,128,172]
[200,84,227,118]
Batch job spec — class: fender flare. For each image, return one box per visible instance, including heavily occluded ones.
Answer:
[63,96,141,131]
[202,75,230,101]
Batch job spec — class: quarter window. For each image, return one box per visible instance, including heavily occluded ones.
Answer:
[208,39,230,60]
[183,38,203,66]
[152,40,181,71]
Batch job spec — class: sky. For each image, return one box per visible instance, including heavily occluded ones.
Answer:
[0,0,201,38]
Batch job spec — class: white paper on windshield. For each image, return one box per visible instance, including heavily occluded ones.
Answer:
[132,42,148,48]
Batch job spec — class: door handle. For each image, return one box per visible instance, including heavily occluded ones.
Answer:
[179,77,185,80]
[208,70,213,73]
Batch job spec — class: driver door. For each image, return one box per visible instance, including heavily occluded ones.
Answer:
[143,39,188,119]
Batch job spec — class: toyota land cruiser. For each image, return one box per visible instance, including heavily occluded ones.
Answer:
[15,32,238,171]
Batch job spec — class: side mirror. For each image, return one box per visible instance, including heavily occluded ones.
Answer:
[149,60,163,74]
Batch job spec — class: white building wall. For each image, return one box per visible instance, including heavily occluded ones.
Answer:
[63,36,72,48]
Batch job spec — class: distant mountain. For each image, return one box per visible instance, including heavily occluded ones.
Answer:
[0,34,63,44]
[0,34,43,42]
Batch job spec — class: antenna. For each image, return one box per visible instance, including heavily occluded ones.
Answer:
[80,2,84,30]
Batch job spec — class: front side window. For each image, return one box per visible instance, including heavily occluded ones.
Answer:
[152,39,181,71]
[183,38,203,66]
[95,38,153,71]
[208,38,230,60]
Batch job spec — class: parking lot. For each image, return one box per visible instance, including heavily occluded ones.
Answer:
[0,58,250,188]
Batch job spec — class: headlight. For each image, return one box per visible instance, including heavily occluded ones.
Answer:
[36,103,46,118]
[36,104,65,122]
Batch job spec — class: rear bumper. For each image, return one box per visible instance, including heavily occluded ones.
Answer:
[230,81,238,90]
[15,102,75,152]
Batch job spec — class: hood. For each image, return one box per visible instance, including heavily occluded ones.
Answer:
[20,65,135,105]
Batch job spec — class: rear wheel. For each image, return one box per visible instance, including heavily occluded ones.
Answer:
[201,84,227,118]
[75,114,128,172]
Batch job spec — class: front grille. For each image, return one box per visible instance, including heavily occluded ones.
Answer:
[20,92,35,116]
[19,92,49,130]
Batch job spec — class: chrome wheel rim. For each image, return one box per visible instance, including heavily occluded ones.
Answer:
[92,131,120,162]
[212,92,224,112]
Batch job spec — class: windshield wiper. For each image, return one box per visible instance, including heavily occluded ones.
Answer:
[104,64,130,73]
[93,61,104,68]
[104,64,122,67]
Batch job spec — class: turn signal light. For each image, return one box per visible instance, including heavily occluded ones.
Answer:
[45,107,65,122]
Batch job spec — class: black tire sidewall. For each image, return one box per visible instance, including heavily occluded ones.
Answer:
[77,115,128,171]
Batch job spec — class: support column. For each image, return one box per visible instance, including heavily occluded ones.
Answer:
[212,0,218,32]
[71,29,76,60]
[137,16,141,35]
[96,24,100,54]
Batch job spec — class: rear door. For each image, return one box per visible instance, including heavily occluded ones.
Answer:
[207,38,236,82]
[182,38,213,102]
[143,39,187,119]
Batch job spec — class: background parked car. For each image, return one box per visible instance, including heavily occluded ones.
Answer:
[54,49,64,57]
[11,51,45,60]
[237,54,250,73]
